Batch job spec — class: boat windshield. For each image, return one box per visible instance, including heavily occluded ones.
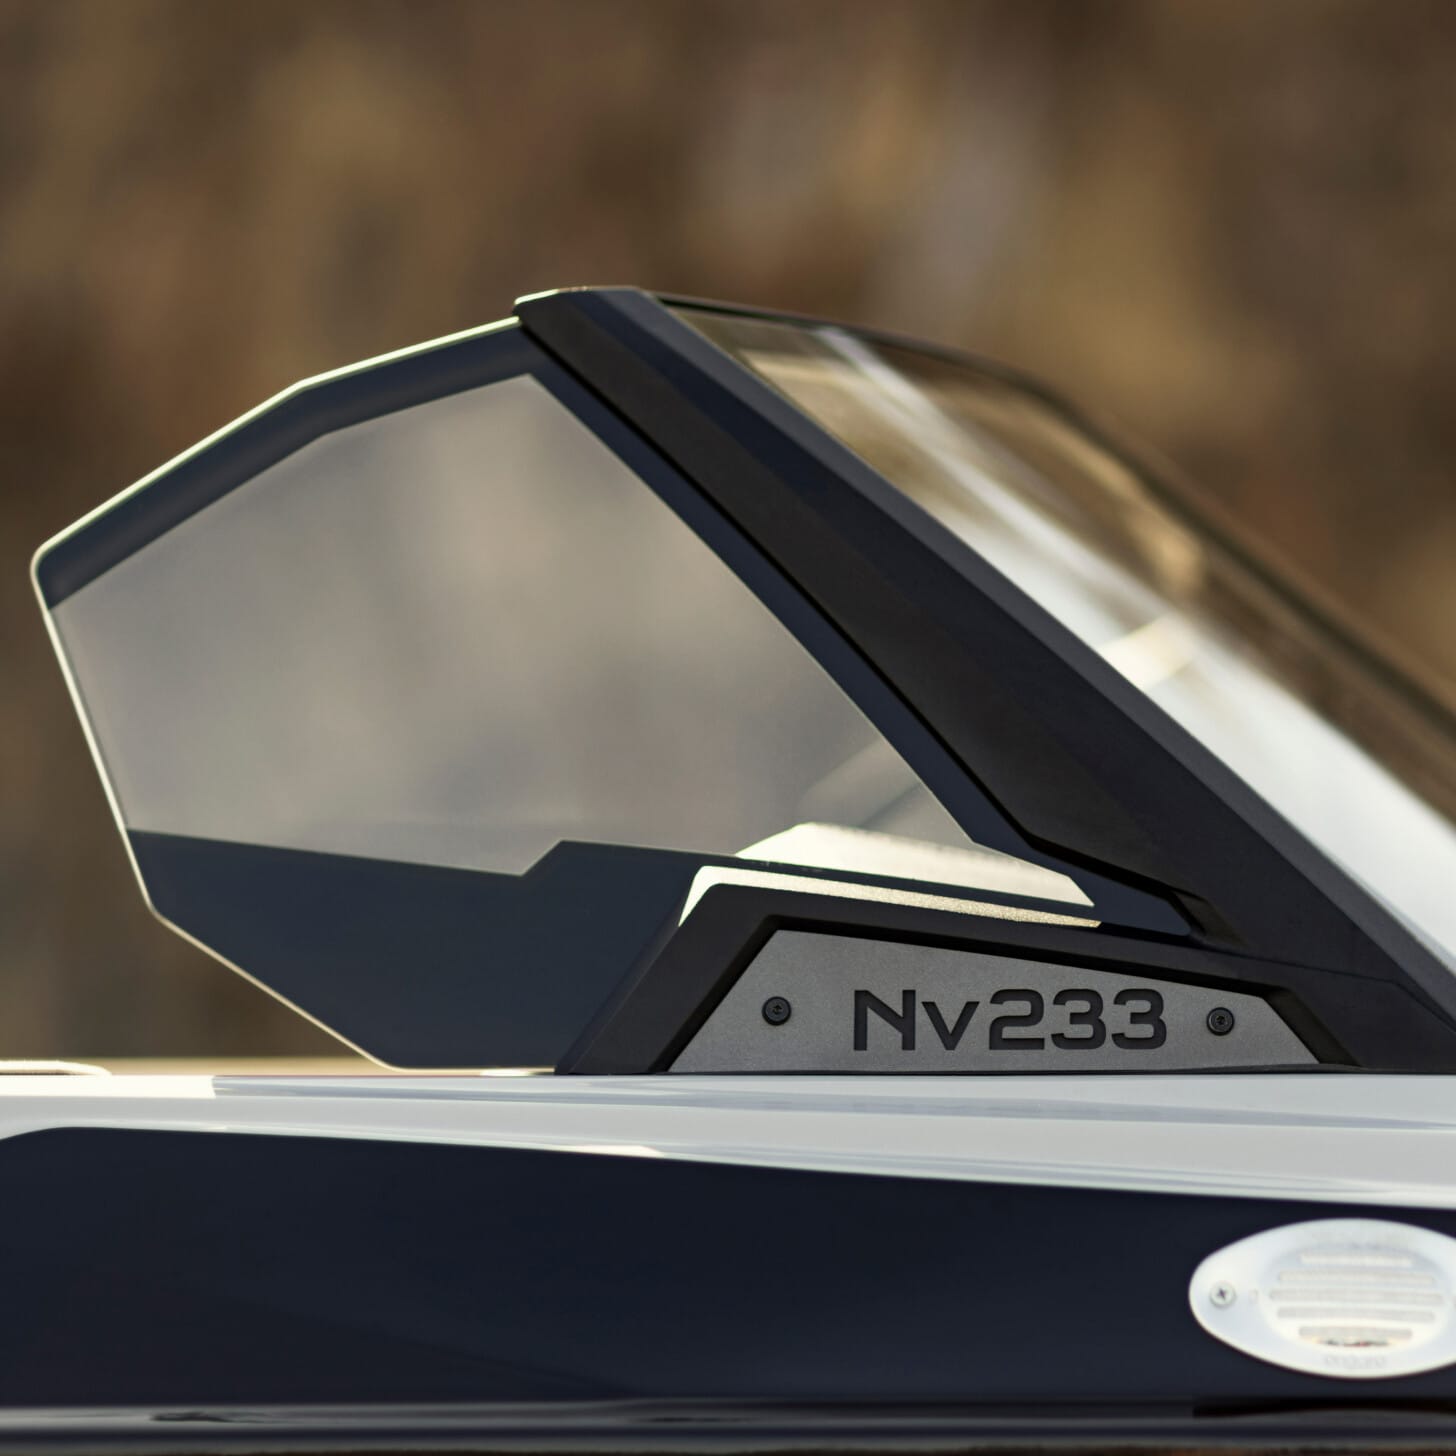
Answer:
[683,308,1456,973]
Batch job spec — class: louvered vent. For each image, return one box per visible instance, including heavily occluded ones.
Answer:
[1190,1219,1456,1379]
[1271,1245,1444,1350]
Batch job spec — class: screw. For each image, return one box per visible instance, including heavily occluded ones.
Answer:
[762,996,792,1026]
[1206,1006,1236,1037]
[1209,1281,1237,1308]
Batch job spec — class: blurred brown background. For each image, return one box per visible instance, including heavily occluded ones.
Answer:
[2,0,1453,1058]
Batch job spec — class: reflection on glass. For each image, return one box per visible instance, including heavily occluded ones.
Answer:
[686,309,1456,970]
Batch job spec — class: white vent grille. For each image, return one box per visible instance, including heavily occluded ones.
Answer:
[1190,1219,1456,1379]
[1272,1248,1444,1348]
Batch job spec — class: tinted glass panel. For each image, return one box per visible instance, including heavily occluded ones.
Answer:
[686,309,1456,969]
[49,360,1079,904]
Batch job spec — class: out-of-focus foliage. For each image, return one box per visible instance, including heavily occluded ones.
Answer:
[1,0,1452,1055]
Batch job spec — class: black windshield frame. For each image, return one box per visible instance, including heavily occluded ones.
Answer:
[519,287,1456,1041]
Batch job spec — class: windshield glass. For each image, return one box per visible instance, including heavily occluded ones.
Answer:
[42,334,1104,1067]
[684,309,1456,972]
[52,366,1038,883]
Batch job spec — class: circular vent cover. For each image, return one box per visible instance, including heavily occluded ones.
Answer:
[1190,1218,1456,1379]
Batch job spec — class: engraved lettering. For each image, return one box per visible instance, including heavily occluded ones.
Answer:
[988,988,1046,1049]
[854,989,916,1051]
[923,998,978,1050]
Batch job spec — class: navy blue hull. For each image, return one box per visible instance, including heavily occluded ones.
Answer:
[3,1127,1456,1414]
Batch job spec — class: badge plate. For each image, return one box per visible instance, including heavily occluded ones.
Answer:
[670,930,1313,1072]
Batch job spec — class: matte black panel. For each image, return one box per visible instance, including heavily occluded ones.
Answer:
[8,1128,1456,1412]
[130,833,692,1067]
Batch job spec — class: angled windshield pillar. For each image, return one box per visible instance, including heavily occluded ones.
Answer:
[518,287,1456,1068]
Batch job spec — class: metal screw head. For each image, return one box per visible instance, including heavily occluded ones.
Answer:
[1209,1280,1237,1308]
[1206,1006,1236,1037]
[762,996,792,1026]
